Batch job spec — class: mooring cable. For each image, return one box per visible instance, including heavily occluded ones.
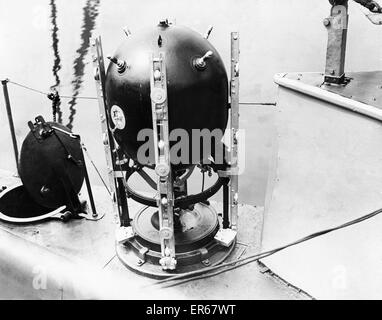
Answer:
[155,206,382,288]
[81,143,111,195]
[48,123,111,196]
[7,80,48,95]
[6,79,97,100]
[5,79,274,105]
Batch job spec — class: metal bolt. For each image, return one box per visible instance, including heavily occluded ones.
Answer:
[123,26,131,37]
[158,19,170,27]
[234,62,239,76]
[150,88,166,104]
[153,69,161,81]
[202,259,211,266]
[93,67,99,81]
[155,91,163,101]
[158,140,165,150]
[155,163,170,177]
[40,185,50,195]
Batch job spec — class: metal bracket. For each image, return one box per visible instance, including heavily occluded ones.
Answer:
[214,228,237,247]
[324,3,349,84]
[115,226,135,244]
[149,52,177,271]
[217,167,239,177]
[137,247,149,266]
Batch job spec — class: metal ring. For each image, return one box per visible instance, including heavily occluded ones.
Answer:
[124,169,228,208]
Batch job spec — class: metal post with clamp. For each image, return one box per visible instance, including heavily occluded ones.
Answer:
[324,0,349,85]
[149,52,177,271]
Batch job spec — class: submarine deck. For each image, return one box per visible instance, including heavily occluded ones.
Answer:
[262,71,382,299]
[0,169,310,300]
[276,71,382,113]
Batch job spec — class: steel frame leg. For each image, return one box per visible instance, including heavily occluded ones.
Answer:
[91,36,130,227]
[215,32,240,248]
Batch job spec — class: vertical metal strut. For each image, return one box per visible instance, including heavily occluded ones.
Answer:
[214,31,240,247]
[91,36,130,227]
[229,32,240,230]
[149,52,177,271]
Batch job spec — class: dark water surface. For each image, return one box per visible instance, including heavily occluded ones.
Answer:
[1,0,381,205]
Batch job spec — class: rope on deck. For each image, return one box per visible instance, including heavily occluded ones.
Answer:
[156,205,382,288]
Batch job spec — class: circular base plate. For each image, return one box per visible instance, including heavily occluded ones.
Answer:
[116,239,235,279]
[116,203,236,279]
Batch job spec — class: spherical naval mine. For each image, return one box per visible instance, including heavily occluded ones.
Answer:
[105,23,228,171]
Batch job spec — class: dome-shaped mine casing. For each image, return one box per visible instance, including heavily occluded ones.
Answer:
[19,122,85,209]
[105,24,228,170]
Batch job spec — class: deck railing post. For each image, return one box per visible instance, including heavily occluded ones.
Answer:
[1,79,19,172]
[324,0,349,84]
